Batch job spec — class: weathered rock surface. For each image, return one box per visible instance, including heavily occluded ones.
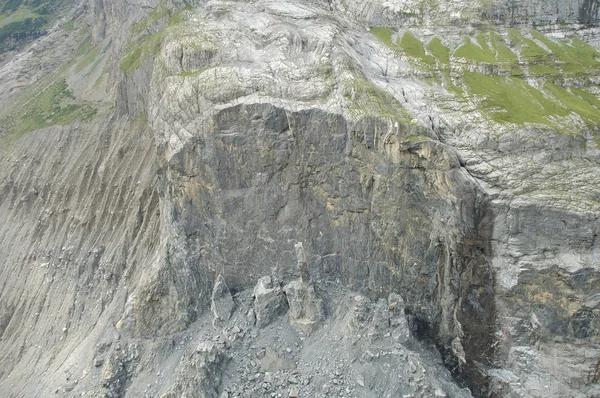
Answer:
[0,0,599,397]
[211,275,235,324]
[283,280,326,333]
[253,276,289,328]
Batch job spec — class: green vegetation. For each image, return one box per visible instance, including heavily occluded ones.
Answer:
[0,16,45,42]
[177,66,210,78]
[370,25,600,130]
[426,37,450,65]
[571,88,600,110]
[75,39,103,73]
[120,31,164,73]
[63,19,74,31]
[0,7,35,27]
[342,75,413,124]
[426,37,461,94]
[130,2,192,33]
[0,0,71,52]
[454,36,496,64]
[1,79,96,143]
[400,31,435,65]
[167,6,193,27]
[131,5,171,33]
[122,4,196,74]
[370,27,394,48]
[462,73,569,125]
[545,84,600,126]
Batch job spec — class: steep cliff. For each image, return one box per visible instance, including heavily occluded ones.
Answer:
[0,0,599,397]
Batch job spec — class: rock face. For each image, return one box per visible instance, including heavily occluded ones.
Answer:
[0,0,599,397]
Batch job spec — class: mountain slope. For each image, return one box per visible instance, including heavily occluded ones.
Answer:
[0,0,599,397]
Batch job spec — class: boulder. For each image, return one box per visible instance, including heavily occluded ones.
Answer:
[388,293,410,343]
[253,276,288,328]
[283,280,326,333]
[211,275,234,324]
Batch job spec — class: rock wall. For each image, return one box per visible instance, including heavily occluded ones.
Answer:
[0,0,599,397]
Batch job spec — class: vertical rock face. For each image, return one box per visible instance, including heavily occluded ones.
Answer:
[0,0,600,397]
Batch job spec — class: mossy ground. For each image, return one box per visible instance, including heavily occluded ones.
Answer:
[371,26,600,133]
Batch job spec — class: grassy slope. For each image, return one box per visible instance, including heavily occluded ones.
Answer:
[370,27,600,135]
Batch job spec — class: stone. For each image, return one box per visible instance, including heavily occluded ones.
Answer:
[369,298,389,336]
[289,387,299,397]
[259,348,297,372]
[294,242,311,283]
[247,308,257,325]
[388,293,410,343]
[253,276,289,328]
[356,375,365,387]
[283,280,325,333]
[211,275,235,323]
[3,1,600,397]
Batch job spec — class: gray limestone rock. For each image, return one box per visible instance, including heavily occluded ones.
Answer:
[1,0,600,397]
[161,341,227,398]
[211,275,235,324]
[369,298,390,337]
[283,280,326,333]
[294,242,311,283]
[253,276,289,328]
[388,293,410,343]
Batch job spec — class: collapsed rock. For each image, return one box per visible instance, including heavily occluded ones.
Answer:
[253,276,289,328]
[283,280,326,333]
[294,242,311,283]
[283,242,326,333]
[161,341,227,398]
[388,293,410,343]
[211,275,235,324]
[369,298,390,337]
[347,293,411,343]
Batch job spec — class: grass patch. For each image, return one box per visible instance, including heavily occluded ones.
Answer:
[370,27,394,47]
[529,64,561,77]
[400,31,435,65]
[462,73,568,125]
[63,19,74,31]
[120,30,164,73]
[0,7,36,28]
[177,66,210,77]
[131,3,172,33]
[167,6,193,27]
[570,88,600,109]
[342,75,413,124]
[0,79,96,142]
[74,40,102,73]
[545,83,600,126]
[0,16,45,42]
[454,36,496,63]
[427,37,450,65]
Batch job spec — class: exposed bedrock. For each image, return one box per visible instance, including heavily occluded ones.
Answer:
[142,98,497,392]
[1,0,600,397]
